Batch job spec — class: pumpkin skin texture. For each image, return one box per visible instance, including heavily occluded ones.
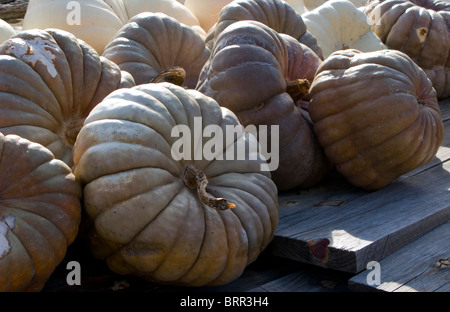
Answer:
[302,0,386,59]
[122,0,207,38]
[72,82,278,287]
[308,49,444,191]
[102,12,210,89]
[0,19,15,44]
[0,133,81,292]
[364,0,450,99]
[22,0,206,54]
[23,0,128,54]
[184,0,235,32]
[197,20,332,191]
[204,0,324,60]
[0,28,131,166]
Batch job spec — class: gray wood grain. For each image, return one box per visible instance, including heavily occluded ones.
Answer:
[272,100,450,273]
[348,220,450,292]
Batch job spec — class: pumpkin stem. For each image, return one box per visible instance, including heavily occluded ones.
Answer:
[151,66,186,86]
[286,78,310,102]
[64,118,85,146]
[182,165,236,210]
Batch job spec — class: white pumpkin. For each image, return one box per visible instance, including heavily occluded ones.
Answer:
[23,0,126,54]
[302,0,385,58]
[0,19,15,44]
[304,0,368,10]
[22,0,206,54]
[285,0,308,14]
[184,0,235,32]
[123,0,206,38]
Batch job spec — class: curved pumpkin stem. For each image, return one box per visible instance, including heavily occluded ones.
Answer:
[286,78,310,102]
[182,165,236,210]
[151,66,186,86]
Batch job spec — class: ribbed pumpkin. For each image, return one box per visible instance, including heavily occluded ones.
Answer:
[72,82,278,287]
[22,0,205,54]
[102,12,210,88]
[122,0,206,38]
[197,20,331,191]
[364,0,450,99]
[0,28,133,166]
[308,49,444,190]
[184,0,235,32]
[302,0,386,59]
[23,0,128,54]
[204,0,323,60]
[0,133,81,292]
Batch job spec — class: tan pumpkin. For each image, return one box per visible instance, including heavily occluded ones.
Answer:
[0,28,133,166]
[364,0,450,99]
[197,20,331,191]
[72,82,278,286]
[102,12,210,88]
[308,49,444,190]
[0,133,81,292]
[204,0,323,60]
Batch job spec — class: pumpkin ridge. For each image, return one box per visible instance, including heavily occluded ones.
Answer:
[0,221,35,290]
[216,187,263,264]
[123,185,199,280]
[320,96,422,158]
[208,182,275,241]
[94,180,182,249]
[0,58,62,123]
[11,210,67,260]
[1,198,79,240]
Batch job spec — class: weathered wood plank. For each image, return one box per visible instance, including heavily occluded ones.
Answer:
[248,262,352,292]
[348,220,450,292]
[271,100,450,273]
[0,0,28,22]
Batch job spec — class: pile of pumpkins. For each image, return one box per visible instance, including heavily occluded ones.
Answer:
[0,0,447,291]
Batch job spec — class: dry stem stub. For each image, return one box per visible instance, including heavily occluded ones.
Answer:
[151,66,186,86]
[286,78,311,102]
[182,165,236,210]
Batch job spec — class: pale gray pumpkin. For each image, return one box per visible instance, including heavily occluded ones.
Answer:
[72,82,278,287]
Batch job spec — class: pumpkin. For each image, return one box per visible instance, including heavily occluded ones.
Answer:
[184,0,235,32]
[302,0,386,59]
[23,0,127,54]
[22,0,205,54]
[364,0,450,99]
[197,20,332,191]
[0,133,81,292]
[102,12,210,89]
[72,82,278,287]
[0,28,133,166]
[122,0,206,38]
[308,49,444,191]
[304,0,368,10]
[204,0,323,60]
[285,0,308,14]
[0,19,15,44]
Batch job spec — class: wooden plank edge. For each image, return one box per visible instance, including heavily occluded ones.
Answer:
[271,158,450,274]
[347,220,450,292]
